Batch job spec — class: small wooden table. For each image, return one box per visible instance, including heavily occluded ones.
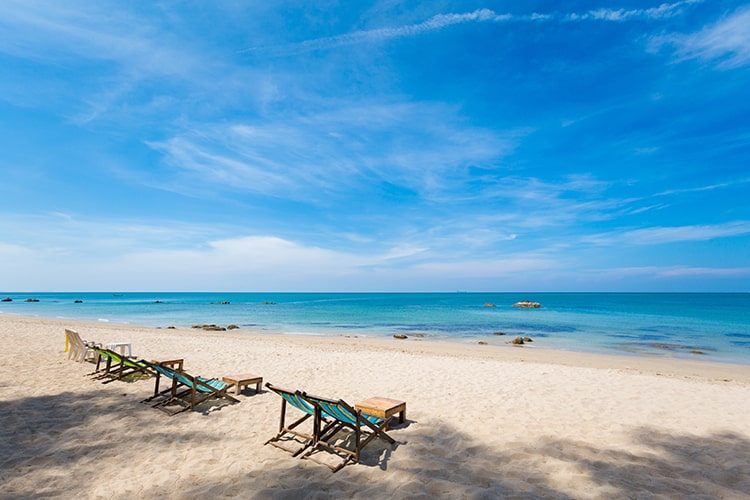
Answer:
[355,397,406,430]
[222,374,263,395]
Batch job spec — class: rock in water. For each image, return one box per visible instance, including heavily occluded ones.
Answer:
[512,300,541,308]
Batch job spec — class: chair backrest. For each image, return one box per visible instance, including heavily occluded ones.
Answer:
[303,393,384,426]
[267,383,317,416]
[141,359,179,379]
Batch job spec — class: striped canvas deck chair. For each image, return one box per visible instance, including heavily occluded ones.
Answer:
[89,347,154,383]
[299,393,396,472]
[138,361,239,416]
[264,383,336,457]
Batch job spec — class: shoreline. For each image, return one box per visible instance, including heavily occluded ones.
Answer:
[2,314,750,497]
[2,291,749,367]
[5,313,750,383]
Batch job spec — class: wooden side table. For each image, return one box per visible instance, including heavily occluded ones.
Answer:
[355,397,406,430]
[222,374,263,395]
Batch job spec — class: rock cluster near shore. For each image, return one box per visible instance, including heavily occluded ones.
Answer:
[191,324,240,331]
[513,300,541,308]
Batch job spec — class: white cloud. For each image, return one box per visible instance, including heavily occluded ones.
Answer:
[148,102,516,201]
[652,6,750,68]
[587,221,750,245]
[245,2,701,56]
[569,0,702,22]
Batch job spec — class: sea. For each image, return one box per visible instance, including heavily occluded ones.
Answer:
[2,292,749,365]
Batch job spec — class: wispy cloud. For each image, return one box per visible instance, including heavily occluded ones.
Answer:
[243,1,702,56]
[599,265,750,279]
[655,178,750,197]
[148,102,517,201]
[587,221,750,246]
[566,0,702,21]
[652,5,750,68]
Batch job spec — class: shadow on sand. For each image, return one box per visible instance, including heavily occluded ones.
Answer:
[1,387,749,499]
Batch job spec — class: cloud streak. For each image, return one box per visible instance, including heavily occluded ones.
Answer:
[652,5,750,68]
[587,221,750,246]
[243,1,703,56]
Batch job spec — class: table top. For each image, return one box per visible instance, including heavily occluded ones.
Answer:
[222,374,262,382]
[356,397,405,411]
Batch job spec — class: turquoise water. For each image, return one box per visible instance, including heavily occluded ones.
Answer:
[2,292,749,364]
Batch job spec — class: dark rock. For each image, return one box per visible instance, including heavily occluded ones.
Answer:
[493,331,507,336]
[523,337,533,342]
[262,301,276,305]
[513,300,541,308]
[211,301,231,305]
[154,300,163,304]
[478,341,488,345]
[1,297,12,302]
[227,324,240,330]
[509,336,525,345]
[74,300,83,303]
[690,349,705,355]
[24,298,40,302]
[393,334,408,340]
[167,325,176,329]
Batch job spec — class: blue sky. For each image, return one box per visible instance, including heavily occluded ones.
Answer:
[1,1,749,292]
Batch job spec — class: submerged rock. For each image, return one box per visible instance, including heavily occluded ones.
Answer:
[24,298,40,302]
[493,331,507,336]
[513,300,541,308]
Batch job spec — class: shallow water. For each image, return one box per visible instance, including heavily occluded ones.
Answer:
[2,292,749,364]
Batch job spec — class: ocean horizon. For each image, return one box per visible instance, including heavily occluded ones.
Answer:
[2,291,749,365]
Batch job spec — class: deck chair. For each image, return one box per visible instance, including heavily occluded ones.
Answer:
[138,360,184,403]
[89,347,154,383]
[65,329,98,363]
[138,361,239,416]
[264,383,337,457]
[299,392,396,472]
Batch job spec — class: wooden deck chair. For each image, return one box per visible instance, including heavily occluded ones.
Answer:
[299,393,396,472]
[264,383,337,457]
[138,360,184,403]
[89,347,154,383]
[138,362,239,416]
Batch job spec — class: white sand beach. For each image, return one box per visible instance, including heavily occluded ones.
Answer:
[1,315,750,499]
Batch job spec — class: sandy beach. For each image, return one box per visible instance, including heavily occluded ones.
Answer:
[1,315,749,499]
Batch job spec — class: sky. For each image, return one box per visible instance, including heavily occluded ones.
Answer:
[1,1,749,292]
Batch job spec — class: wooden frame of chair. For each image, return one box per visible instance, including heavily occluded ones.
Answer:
[140,364,239,416]
[264,383,336,457]
[138,360,184,403]
[299,392,396,472]
[89,347,154,384]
